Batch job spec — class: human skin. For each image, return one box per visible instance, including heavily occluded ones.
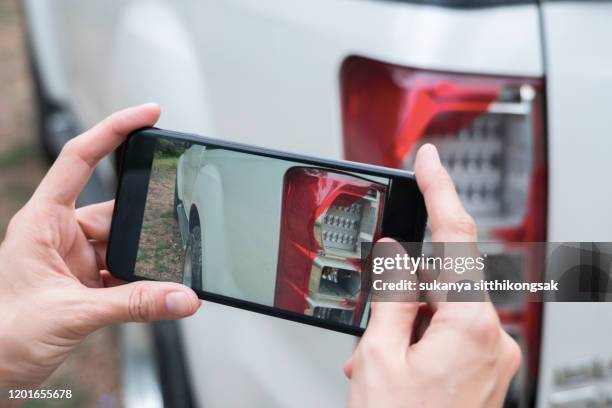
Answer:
[344,144,521,408]
[0,104,201,394]
[0,104,518,407]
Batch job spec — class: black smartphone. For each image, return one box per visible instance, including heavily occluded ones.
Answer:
[107,128,427,335]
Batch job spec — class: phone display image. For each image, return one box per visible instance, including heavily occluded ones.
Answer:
[133,137,391,329]
[109,129,426,333]
[134,139,189,283]
[275,167,387,327]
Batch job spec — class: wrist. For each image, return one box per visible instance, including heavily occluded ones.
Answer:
[0,338,43,393]
[0,296,39,391]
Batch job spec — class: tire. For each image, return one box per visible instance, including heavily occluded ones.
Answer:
[183,224,202,291]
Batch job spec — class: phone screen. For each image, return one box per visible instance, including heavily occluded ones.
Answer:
[108,129,426,334]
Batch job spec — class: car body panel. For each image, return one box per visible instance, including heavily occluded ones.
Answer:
[176,144,389,306]
[24,0,612,406]
[178,146,291,304]
[24,0,543,147]
[537,2,612,407]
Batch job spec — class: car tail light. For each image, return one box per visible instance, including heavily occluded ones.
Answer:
[341,56,546,405]
[275,167,387,326]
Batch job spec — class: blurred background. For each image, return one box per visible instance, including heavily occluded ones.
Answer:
[0,0,41,233]
[0,1,121,407]
[2,0,612,407]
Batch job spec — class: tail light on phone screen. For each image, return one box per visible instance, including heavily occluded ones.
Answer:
[275,167,387,326]
[340,56,546,406]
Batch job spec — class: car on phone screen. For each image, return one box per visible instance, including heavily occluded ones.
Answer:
[174,144,388,327]
[22,0,612,406]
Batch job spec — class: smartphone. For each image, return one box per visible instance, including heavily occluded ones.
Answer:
[107,128,427,335]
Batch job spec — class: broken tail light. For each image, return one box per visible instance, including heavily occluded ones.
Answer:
[340,56,546,406]
[275,167,387,326]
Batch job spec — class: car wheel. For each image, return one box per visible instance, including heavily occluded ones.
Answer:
[183,225,202,291]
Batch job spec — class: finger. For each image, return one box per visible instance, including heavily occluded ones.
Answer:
[423,302,502,355]
[366,238,419,344]
[343,357,353,379]
[92,240,108,271]
[412,303,432,343]
[35,103,160,205]
[85,281,201,328]
[66,239,109,286]
[419,241,487,310]
[415,145,487,314]
[76,200,115,242]
[414,144,477,242]
[100,270,127,288]
[365,301,419,346]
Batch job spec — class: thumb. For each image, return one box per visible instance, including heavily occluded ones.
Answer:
[366,238,419,342]
[86,281,201,327]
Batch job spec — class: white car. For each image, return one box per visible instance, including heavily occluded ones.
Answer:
[174,143,388,328]
[23,0,612,407]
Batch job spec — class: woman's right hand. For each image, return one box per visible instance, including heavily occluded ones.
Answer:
[344,144,521,408]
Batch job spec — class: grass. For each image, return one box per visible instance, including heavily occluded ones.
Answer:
[155,242,172,251]
[152,155,178,172]
[136,251,147,262]
[0,143,40,169]
[155,264,170,274]
[4,181,34,201]
[0,0,18,24]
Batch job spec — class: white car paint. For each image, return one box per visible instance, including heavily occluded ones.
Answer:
[22,0,612,406]
[537,2,612,407]
[177,146,292,304]
[176,145,388,306]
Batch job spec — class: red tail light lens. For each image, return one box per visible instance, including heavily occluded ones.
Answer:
[341,56,546,404]
[275,167,387,326]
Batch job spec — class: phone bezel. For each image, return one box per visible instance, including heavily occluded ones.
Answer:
[107,128,427,336]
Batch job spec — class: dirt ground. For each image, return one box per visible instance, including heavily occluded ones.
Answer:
[0,1,122,407]
[135,157,185,283]
[0,0,46,235]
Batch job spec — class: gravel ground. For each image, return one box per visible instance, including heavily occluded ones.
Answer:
[0,1,123,407]
[135,157,185,283]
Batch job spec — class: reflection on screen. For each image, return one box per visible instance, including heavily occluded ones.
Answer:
[135,138,391,329]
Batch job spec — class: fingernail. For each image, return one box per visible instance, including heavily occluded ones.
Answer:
[139,102,161,113]
[165,291,193,316]
[421,143,440,165]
